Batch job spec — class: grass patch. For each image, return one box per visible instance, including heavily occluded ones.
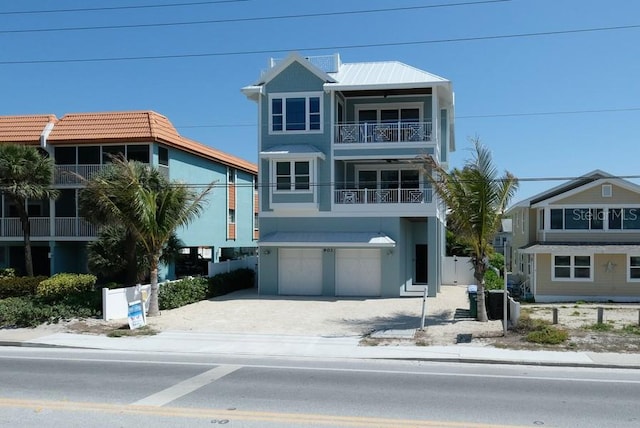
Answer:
[621,324,640,335]
[570,310,581,316]
[585,322,614,332]
[526,326,569,345]
[107,325,157,338]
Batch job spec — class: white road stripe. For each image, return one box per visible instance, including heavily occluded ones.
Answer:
[132,364,241,407]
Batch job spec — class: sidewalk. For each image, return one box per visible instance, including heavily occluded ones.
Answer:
[2,284,639,368]
[2,327,640,369]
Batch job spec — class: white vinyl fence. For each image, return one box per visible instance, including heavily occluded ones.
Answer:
[102,256,258,321]
[441,256,475,286]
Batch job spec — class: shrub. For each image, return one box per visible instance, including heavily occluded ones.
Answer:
[0,268,16,279]
[585,322,614,332]
[526,325,569,345]
[483,269,503,291]
[159,277,208,310]
[0,276,48,299]
[36,273,97,301]
[0,292,101,328]
[622,324,640,335]
[207,268,255,298]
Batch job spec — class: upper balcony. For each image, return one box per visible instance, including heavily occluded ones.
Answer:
[54,164,104,185]
[335,121,432,145]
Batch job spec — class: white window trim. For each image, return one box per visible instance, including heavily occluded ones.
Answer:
[268,92,323,134]
[272,159,314,194]
[551,254,594,282]
[628,255,640,282]
[544,205,640,232]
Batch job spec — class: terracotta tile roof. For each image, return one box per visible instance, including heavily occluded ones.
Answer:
[48,111,179,143]
[1,110,256,175]
[0,114,57,144]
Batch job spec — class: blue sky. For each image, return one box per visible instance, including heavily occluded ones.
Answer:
[2,0,639,204]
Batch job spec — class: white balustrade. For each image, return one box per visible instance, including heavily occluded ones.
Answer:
[335,122,432,144]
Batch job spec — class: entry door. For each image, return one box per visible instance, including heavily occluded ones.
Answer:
[415,244,428,284]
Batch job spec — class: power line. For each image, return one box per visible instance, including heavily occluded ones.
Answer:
[0,0,249,16]
[0,1,509,34]
[175,106,640,130]
[1,23,638,65]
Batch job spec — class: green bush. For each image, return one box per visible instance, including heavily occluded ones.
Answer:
[159,277,208,310]
[483,269,503,291]
[36,273,97,301]
[526,325,569,344]
[0,268,16,279]
[0,276,48,299]
[207,268,255,298]
[0,291,101,328]
[585,322,614,332]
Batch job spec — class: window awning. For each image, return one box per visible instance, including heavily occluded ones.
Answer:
[259,231,396,248]
[260,144,326,160]
[521,244,640,254]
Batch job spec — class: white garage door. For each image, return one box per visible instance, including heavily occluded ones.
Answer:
[336,249,382,296]
[278,248,323,295]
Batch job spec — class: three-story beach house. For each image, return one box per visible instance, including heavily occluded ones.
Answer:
[243,53,455,297]
[0,111,258,278]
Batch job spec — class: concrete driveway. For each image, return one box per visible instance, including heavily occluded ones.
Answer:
[146,284,504,344]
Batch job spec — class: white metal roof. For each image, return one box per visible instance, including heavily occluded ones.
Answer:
[259,231,396,247]
[325,61,450,91]
[260,144,326,160]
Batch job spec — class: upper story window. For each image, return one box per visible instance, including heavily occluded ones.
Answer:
[228,168,235,183]
[270,93,322,133]
[275,160,310,192]
[158,146,169,166]
[548,207,640,230]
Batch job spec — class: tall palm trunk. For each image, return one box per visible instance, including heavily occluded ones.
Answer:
[124,230,139,285]
[147,254,161,317]
[472,261,488,322]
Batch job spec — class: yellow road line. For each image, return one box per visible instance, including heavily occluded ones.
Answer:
[0,397,527,428]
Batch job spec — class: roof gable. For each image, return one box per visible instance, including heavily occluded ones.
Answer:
[253,52,336,87]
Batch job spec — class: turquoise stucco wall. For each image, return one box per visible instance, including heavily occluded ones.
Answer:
[162,145,256,251]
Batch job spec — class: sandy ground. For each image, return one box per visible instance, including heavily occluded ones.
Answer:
[143,284,504,345]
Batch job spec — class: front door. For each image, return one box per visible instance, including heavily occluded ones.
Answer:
[415,244,428,284]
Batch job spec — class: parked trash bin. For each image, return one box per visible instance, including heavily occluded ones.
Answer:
[467,285,478,318]
[486,289,510,320]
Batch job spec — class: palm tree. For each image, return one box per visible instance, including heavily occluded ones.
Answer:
[424,138,518,321]
[0,144,58,276]
[79,157,213,316]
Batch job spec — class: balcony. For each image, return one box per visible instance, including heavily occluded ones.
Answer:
[334,188,432,205]
[0,217,97,238]
[54,164,104,185]
[335,122,432,144]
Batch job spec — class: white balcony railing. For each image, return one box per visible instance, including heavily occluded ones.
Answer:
[334,188,433,205]
[335,122,432,144]
[0,217,98,238]
[54,164,104,185]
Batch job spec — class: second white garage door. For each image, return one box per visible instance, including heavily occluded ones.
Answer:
[336,249,382,296]
[278,248,323,295]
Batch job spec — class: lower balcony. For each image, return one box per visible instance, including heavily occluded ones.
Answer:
[0,217,98,239]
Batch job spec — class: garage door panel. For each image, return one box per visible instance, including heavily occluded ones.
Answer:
[336,249,381,296]
[279,249,322,295]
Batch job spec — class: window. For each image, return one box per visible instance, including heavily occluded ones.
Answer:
[228,168,235,183]
[78,146,101,164]
[54,147,76,165]
[553,255,592,281]
[550,208,605,230]
[228,209,235,224]
[539,210,545,230]
[629,256,640,281]
[602,184,612,197]
[270,93,322,133]
[608,208,640,230]
[275,161,310,192]
[254,212,259,230]
[158,146,169,166]
[126,145,150,163]
[55,189,77,217]
[550,209,563,229]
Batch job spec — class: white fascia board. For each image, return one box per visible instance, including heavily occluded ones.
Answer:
[324,82,446,92]
[241,85,263,101]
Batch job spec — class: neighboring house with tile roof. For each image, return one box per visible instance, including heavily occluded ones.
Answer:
[0,111,258,280]
[507,170,640,302]
[242,53,455,297]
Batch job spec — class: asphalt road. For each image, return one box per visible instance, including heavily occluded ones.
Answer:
[1,347,639,427]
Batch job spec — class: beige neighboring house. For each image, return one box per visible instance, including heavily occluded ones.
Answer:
[507,170,640,303]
